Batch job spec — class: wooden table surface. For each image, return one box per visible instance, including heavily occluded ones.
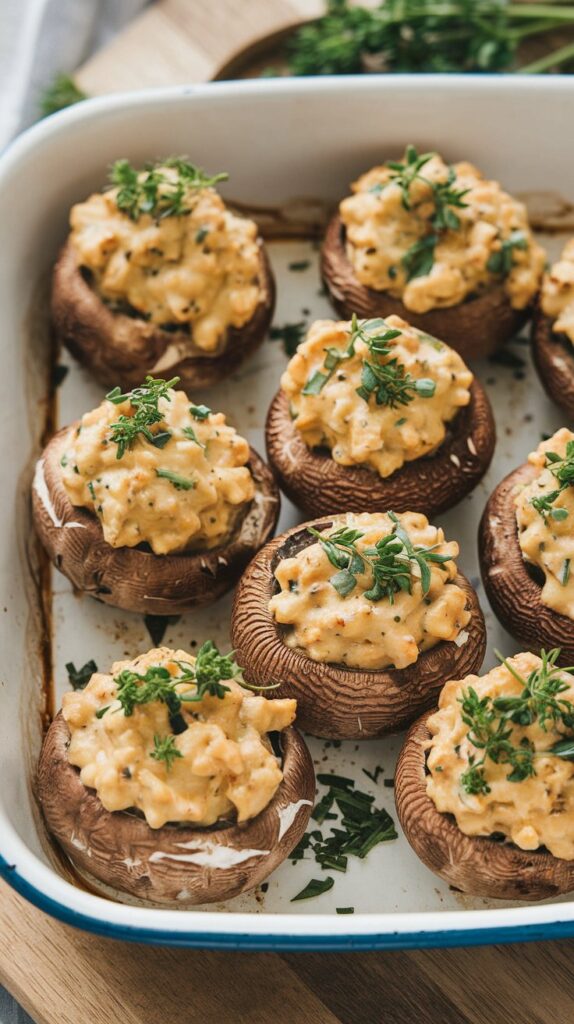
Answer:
[5,2,574,1021]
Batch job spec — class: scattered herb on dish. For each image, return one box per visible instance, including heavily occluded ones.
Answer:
[288,260,311,272]
[66,659,98,691]
[291,876,335,902]
[143,614,181,647]
[155,468,196,490]
[269,321,307,357]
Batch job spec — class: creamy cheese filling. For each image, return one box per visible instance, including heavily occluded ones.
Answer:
[280,316,472,478]
[69,168,263,353]
[426,652,574,860]
[340,153,545,313]
[515,428,574,620]
[541,239,574,344]
[268,512,470,670]
[62,646,296,830]
[61,386,255,555]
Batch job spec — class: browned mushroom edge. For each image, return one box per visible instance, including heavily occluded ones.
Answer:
[230,517,486,740]
[51,238,276,391]
[265,381,495,520]
[395,710,574,900]
[531,306,574,420]
[31,426,280,615]
[321,214,530,362]
[479,460,574,663]
[36,712,314,906]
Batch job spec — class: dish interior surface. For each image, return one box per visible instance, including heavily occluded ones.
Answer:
[3,77,574,947]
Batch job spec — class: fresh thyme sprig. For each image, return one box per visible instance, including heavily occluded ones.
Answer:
[95,641,239,725]
[109,157,228,221]
[458,648,574,795]
[302,315,436,406]
[106,376,179,459]
[150,734,183,771]
[530,439,574,523]
[308,511,452,602]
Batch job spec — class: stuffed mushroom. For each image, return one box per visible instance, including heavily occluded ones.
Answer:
[52,157,275,390]
[231,511,486,739]
[266,314,495,519]
[32,376,279,614]
[532,240,574,418]
[480,427,574,662]
[396,650,574,900]
[37,643,314,905]
[321,146,545,359]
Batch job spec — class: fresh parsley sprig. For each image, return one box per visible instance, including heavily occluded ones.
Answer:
[458,648,574,795]
[308,511,451,602]
[302,315,435,406]
[110,157,228,221]
[530,440,574,524]
[106,376,179,459]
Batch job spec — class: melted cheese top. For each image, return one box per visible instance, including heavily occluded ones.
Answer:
[69,172,263,352]
[427,653,574,860]
[340,154,545,313]
[280,316,472,478]
[268,512,470,670]
[541,238,574,344]
[62,647,296,829]
[515,428,574,619]
[61,388,255,555]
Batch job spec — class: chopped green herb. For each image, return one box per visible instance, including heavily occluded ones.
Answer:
[156,468,195,490]
[362,765,384,784]
[52,364,69,388]
[291,877,334,902]
[109,158,228,221]
[107,376,179,459]
[486,230,528,277]
[66,660,98,690]
[189,404,211,420]
[336,907,355,915]
[150,734,183,771]
[195,227,209,244]
[182,426,205,449]
[530,440,574,522]
[401,234,437,281]
[143,614,181,647]
[269,321,307,358]
[288,260,311,272]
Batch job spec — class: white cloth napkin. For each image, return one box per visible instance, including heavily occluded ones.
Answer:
[0,0,148,149]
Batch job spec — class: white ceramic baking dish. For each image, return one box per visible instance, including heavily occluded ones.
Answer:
[2,75,574,949]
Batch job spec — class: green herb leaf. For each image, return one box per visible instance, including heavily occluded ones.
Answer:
[291,877,335,902]
[189,404,211,421]
[150,734,183,771]
[401,234,437,281]
[110,158,228,221]
[106,376,179,459]
[155,468,195,490]
[182,426,206,449]
[66,660,98,691]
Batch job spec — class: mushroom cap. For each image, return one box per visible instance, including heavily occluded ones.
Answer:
[531,306,574,420]
[321,214,529,361]
[265,382,495,520]
[36,712,314,906]
[479,460,574,663]
[51,238,276,391]
[32,426,280,615]
[395,710,574,900]
[230,517,487,740]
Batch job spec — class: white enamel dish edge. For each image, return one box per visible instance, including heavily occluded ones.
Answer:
[3,76,574,950]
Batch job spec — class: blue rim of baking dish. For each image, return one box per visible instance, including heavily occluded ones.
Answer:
[4,852,574,950]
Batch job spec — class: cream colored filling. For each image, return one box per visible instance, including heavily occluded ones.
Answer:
[280,316,472,478]
[62,647,296,830]
[268,512,470,670]
[515,428,574,620]
[541,238,574,344]
[427,653,574,860]
[69,173,263,352]
[340,154,545,313]
[61,388,255,555]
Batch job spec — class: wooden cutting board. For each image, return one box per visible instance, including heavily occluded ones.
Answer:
[5,2,574,1021]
